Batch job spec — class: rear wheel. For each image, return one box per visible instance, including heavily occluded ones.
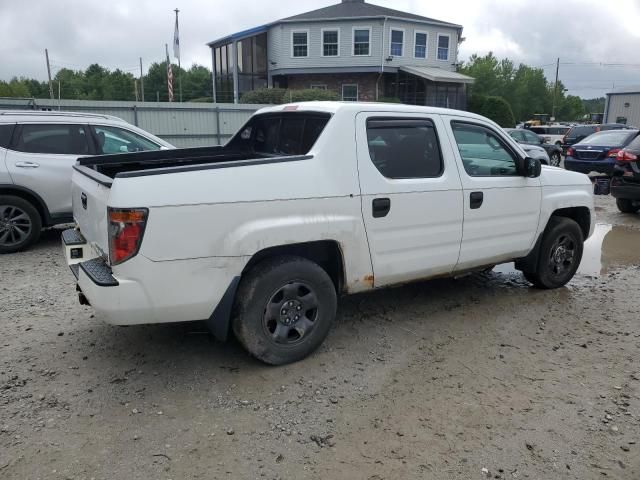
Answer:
[549,152,562,167]
[232,256,337,365]
[0,196,42,254]
[522,217,584,289]
[616,198,640,214]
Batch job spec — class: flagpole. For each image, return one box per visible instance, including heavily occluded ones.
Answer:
[174,8,182,103]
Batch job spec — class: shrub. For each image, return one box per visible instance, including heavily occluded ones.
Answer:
[481,96,516,127]
[377,97,402,103]
[286,89,340,102]
[240,88,287,104]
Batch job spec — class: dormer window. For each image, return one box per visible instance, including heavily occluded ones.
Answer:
[390,29,404,57]
[292,31,308,57]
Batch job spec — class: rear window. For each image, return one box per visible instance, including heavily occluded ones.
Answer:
[580,130,638,145]
[0,124,15,148]
[567,126,597,138]
[529,127,544,134]
[626,135,640,152]
[229,112,330,156]
[14,124,90,155]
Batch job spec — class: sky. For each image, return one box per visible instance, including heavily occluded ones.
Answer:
[1,0,639,98]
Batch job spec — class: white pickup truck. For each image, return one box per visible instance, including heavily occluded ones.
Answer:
[63,102,595,365]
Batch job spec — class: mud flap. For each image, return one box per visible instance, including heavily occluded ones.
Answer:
[205,276,240,341]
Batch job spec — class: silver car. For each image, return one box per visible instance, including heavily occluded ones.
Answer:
[0,111,173,253]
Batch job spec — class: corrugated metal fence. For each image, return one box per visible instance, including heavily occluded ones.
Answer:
[0,98,265,148]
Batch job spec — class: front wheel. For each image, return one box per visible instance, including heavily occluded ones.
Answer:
[232,256,337,365]
[549,152,562,167]
[616,198,640,214]
[0,196,42,254]
[522,217,584,289]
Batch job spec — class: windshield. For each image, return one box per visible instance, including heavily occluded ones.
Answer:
[579,130,637,146]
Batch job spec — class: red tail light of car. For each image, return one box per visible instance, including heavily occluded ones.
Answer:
[617,150,638,162]
[566,147,574,157]
[607,148,621,158]
[108,208,148,265]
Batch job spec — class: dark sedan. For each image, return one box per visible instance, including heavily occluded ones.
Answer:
[611,134,640,213]
[565,129,640,176]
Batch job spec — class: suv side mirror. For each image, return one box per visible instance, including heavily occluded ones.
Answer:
[516,157,542,178]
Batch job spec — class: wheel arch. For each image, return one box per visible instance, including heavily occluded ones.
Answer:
[0,184,51,225]
[242,240,346,294]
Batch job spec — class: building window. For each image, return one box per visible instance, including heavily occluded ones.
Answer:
[390,29,404,57]
[342,84,358,102]
[322,29,339,57]
[353,28,371,56]
[437,34,450,61]
[292,31,308,57]
[415,31,428,58]
[310,84,327,90]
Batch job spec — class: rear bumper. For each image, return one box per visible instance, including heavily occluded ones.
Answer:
[62,228,246,327]
[611,177,640,200]
[564,158,615,175]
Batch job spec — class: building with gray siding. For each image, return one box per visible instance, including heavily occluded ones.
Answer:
[207,0,473,107]
[604,86,640,127]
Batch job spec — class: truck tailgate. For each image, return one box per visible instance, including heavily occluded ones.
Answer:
[71,167,111,259]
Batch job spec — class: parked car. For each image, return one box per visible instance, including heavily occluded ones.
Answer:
[564,129,640,176]
[562,123,631,152]
[527,125,571,147]
[505,128,562,167]
[611,134,640,213]
[62,102,595,365]
[0,111,173,253]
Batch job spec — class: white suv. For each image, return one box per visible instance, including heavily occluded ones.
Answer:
[0,111,173,253]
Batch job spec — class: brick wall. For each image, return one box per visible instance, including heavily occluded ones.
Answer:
[286,73,382,102]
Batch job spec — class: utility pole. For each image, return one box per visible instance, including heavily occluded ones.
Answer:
[552,57,560,121]
[134,79,139,102]
[45,49,54,100]
[139,57,145,102]
[174,8,183,102]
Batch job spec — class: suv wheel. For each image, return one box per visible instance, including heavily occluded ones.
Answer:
[0,196,42,254]
[523,217,584,289]
[549,152,561,167]
[616,198,640,214]
[232,256,337,365]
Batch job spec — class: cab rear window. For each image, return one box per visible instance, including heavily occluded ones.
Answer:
[230,112,330,156]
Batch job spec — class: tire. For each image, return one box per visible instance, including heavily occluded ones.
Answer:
[616,198,639,214]
[0,195,42,254]
[522,217,584,289]
[550,152,562,167]
[232,255,337,365]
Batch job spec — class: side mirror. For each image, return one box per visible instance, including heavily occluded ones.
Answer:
[516,157,542,178]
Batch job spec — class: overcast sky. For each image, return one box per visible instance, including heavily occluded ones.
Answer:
[1,0,639,98]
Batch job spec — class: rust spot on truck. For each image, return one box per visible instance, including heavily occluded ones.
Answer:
[363,274,374,288]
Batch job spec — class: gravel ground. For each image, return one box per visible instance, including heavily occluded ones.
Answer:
[1,195,640,480]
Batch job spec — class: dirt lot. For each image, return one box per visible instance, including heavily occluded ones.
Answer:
[1,195,640,480]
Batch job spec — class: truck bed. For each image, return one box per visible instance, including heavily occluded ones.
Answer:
[77,146,280,179]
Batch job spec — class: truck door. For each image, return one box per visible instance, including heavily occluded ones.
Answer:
[356,112,464,287]
[444,116,542,271]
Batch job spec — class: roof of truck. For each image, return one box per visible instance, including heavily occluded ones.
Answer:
[0,110,128,124]
[256,101,491,122]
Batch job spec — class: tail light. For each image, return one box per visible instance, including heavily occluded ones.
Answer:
[566,147,574,157]
[108,208,148,265]
[607,148,621,158]
[617,150,638,162]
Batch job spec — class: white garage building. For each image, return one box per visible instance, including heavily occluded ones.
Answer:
[604,86,640,127]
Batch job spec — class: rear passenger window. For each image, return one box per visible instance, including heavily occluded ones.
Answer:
[366,118,443,179]
[14,124,90,155]
[0,124,15,148]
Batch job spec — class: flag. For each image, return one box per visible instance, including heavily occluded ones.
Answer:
[166,45,174,102]
[173,14,180,60]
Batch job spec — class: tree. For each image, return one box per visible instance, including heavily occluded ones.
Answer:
[478,96,515,127]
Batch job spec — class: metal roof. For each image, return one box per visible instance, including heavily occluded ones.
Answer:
[207,0,461,47]
[400,65,475,84]
[607,86,640,95]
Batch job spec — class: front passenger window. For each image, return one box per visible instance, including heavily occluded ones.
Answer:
[451,122,518,177]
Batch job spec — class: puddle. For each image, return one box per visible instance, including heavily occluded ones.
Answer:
[494,224,640,277]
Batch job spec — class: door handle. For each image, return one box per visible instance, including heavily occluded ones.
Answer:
[15,161,40,168]
[470,191,484,209]
[372,198,391,218]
